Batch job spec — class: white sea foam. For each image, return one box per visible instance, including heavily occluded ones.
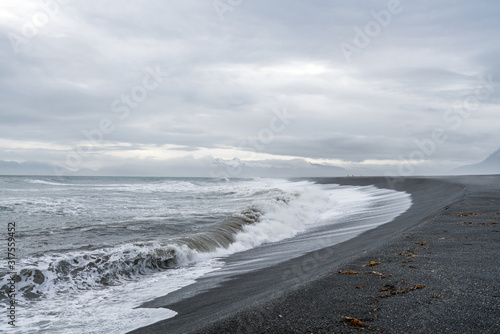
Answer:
[27,179,68,186]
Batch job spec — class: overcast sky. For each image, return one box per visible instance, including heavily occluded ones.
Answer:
[1,0,499,176]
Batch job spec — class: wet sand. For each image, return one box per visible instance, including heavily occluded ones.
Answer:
[130,175,500,334]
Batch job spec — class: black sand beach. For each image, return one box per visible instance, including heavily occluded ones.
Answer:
[130,175,500,334]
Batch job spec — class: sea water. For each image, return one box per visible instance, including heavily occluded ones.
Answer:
[0,176,411,333]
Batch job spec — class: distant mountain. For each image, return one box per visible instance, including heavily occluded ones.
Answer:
[96,157,349,177]
[453,148,500,175]
[211,157,349,178]
[0,160,68,176]
[0,157,349,177]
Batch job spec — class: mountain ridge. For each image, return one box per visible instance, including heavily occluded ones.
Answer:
[0,158,349,177]
[452,148,500,175]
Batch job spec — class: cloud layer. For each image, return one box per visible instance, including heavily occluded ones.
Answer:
[1,0,499,176]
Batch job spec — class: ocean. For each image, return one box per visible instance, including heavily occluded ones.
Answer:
[0,176,411,333]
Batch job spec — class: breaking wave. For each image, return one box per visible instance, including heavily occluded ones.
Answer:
[0,192,304,300]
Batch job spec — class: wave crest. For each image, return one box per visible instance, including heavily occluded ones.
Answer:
[0,201,272,300]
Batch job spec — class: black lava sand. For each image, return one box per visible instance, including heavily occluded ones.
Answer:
[130,176,500,334]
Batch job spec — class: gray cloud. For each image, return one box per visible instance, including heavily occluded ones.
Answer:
[1,0,499,176]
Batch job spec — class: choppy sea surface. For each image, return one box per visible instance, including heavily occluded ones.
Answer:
[0,176,411,333]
